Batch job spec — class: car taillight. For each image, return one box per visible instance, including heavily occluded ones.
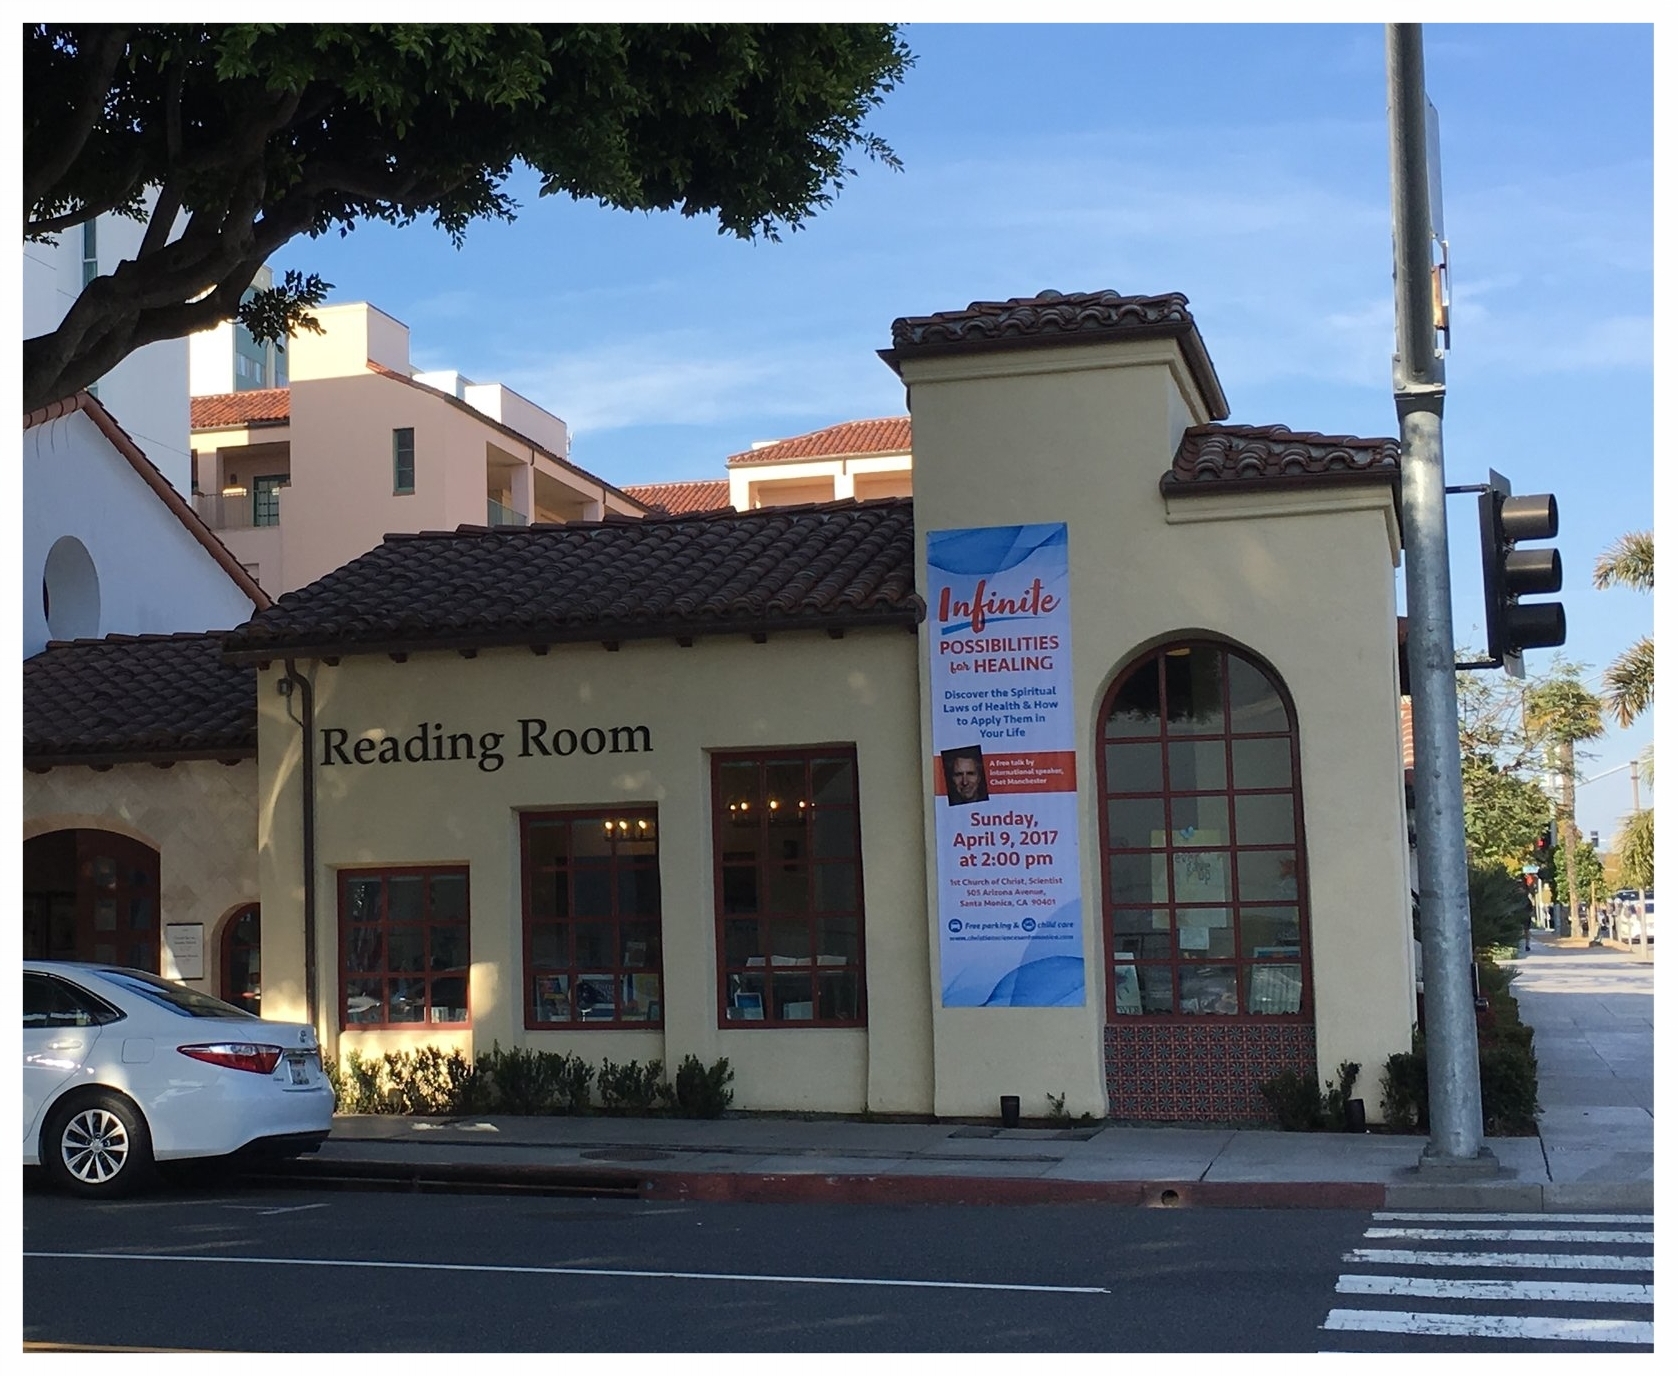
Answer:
[178,1043,284,1075]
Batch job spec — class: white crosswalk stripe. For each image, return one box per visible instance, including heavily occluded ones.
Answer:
[1374,1211,1653,1225]
[1363,1226,1652,1244]
[1322,1211,1653,1349]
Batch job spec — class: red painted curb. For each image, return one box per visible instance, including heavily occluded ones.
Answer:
[640,1172,1387,1209]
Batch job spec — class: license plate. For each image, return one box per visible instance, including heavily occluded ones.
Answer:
[286,1053,313,1085]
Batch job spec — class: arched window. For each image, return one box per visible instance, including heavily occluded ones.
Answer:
[23,829,159,970]
[1099,641,1310,1021]
[221,904,261,1015]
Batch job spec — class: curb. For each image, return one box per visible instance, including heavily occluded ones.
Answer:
[1384,1179,1654,1212]
[252,1154,1388,1209]
[249,1155,1649,1212]
[644,1173,1386,1209]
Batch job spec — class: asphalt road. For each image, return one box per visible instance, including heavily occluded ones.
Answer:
[21,1175,1653,1352]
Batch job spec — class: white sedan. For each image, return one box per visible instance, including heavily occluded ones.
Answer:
[24,962,335,1197]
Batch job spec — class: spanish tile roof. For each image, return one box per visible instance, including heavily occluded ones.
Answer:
[1162,423,1401,497]
[223,498,922,661]
[190,388,291,430]
[23,633,257,767]
[880,289,1230,420]
[726,417,912,468]
[622,478,733,514]
[24,392,271,610]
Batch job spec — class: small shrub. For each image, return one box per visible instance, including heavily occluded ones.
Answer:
[1259,1060,1361,1131]
[1380,1024,1539,1136]
[384,1045,480,1115]
[1259,1068,1328,1131]
[597,1058,667,1113]
[480,1042,559,1114]
[553,1052,595,1115]
[327,1049,387,1115]
[1381,1032,1429,1131]
[1480,1044,1540,1136]
[1045,1091,1071,1124]
[672,1054,734,1118]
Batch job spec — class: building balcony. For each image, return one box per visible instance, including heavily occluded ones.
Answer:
[487,498,529,527]
[194,492,263,530]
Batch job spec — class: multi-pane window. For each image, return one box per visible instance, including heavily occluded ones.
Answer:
[1100,643,1310,1020]
[713,750,866,1027]
[340,868,469,1028]
[81,220,98,287]
[393,427,415,494]
[252,474,287,527]
[522,810,663,1027]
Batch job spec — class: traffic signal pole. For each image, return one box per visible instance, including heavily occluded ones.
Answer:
[1387,24,1496,1173]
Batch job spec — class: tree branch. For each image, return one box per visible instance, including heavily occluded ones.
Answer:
[22,26,131,216]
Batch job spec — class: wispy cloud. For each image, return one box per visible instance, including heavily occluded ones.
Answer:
[499,333,895,436]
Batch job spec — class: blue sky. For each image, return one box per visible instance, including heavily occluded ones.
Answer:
[270,22,1655,848]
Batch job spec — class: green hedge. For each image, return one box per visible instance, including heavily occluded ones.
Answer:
[324,1044,733,1119]
[1380,961,1539,1135]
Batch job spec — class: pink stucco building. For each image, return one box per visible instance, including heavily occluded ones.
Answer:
[190,302,648,596]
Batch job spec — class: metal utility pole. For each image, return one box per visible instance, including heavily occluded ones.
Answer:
[1386,23,1495,1173]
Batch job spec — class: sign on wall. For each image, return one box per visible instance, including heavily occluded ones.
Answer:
[162,923,205,981]
[927,523,1083,1007]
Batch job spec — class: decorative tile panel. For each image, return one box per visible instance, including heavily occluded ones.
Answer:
[1104,1021,1317,1122]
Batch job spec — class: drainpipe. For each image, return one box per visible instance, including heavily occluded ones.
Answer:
[282,659,319,1029]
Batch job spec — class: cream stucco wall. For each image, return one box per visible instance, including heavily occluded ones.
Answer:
[255,630,931,1114]
[900,337,1415,1119]
[24,760,260,995]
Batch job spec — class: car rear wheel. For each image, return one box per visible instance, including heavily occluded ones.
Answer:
[43,1091,154,1198]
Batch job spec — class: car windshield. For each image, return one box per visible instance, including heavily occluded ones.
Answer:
[95,968,260,1019]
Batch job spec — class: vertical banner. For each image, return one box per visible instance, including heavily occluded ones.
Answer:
[927,523,1083,1007]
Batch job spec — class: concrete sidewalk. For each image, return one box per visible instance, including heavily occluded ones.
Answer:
[276,936,1652,1211]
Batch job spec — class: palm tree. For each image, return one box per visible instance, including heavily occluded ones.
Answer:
[1525,669,1606,933]
[1593,532,1654,728]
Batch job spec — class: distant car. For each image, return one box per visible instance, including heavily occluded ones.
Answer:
[23,962,335,1197]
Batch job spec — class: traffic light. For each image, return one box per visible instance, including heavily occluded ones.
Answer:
[1478,467,1565,676]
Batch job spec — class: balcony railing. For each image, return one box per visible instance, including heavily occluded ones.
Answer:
[487,498,529,527]
[194,492,255,530]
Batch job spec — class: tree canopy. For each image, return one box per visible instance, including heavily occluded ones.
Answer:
[1456,661,1601,875]
[1592,531,1654,729]
[23,23,912,412]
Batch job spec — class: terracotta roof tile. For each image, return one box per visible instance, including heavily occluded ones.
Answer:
[190,388,291,429]
[224,498,922,661]
[726,417,911,468]
[1162,423,1401,497]
[880,288,1230,420]
[622,478,733,514]
[24,633,256,765]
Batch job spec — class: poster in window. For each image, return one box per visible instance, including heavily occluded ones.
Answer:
[1112,963,1143,1015]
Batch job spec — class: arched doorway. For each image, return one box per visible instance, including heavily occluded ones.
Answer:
[23,829,160,970]
[220,904,261,1015]
[1098,639,1316,1120]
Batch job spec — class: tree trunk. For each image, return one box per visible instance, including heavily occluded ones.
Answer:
[1559,738,1582,936]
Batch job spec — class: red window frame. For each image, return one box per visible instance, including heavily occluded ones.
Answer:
[1097,641,1313,1022]
[520,807,664,1029]
[338,866,470,1030]
[711,748,867,1029]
